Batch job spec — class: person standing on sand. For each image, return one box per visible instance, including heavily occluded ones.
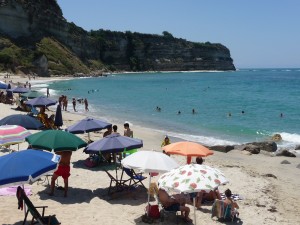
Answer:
[49,151,72,197]
[103,126,112,162]
[112,125,119,134]
[124,123,133,137]
[72,98,77,112]
[84,98,89,111]
[103,126,112,137]
[63,96,68,111]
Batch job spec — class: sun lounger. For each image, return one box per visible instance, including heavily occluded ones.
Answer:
[16,186,61,225]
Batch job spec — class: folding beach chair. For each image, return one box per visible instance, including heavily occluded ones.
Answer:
[103,169,130,195]
[211,199,239,222]
[16,186,60,225]
[122,167,147,189]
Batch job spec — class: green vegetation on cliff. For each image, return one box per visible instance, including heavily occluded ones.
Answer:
[0,37,98,75]
[36,38,90,75]
[0,38,34,71]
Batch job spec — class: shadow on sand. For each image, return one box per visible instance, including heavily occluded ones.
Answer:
[72,158,119,171]
[93,185,153,206]
[38,186,94,204]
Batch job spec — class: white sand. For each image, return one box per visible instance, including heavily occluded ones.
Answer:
[1,75,300,225]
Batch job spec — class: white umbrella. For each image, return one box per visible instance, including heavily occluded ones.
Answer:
[158,164,228,224]
[121,150,179,216]
[121,150,179,173]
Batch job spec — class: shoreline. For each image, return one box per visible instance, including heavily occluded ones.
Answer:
[3,74,300,154]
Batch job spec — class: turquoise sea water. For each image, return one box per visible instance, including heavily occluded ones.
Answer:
[33,69,300,150]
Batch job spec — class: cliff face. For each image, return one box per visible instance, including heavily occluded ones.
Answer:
[98,32,234,71]
[0,0,235,75]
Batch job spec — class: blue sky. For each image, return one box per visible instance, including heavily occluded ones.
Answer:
[57,0,300,69]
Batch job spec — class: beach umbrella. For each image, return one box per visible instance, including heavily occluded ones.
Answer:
[66,117,111,141]
[25,130,87,152]
[54,105,63,128]
[121,150,179,216]
[25,96,57,107]
[84,133,143,154]
[7,86,30,93]
[0,149,60,188]
[162,141,214,164]
[121,150,179,174]
[21,90,44,99]
[0,114,44,130]
[158,164,228,224]
[0,81,8,89]
[0,125,31,146]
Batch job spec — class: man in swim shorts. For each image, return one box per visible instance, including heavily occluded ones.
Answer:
[49,151,72,197]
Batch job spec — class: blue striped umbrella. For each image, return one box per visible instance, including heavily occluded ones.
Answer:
[0,149,60,188]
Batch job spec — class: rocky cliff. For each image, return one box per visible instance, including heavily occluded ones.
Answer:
[0,0,235,75]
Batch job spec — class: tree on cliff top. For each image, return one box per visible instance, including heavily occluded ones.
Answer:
[162,31,174,39]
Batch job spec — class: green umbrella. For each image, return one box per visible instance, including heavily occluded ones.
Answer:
[21,91,45,99]
[25,130,87,152]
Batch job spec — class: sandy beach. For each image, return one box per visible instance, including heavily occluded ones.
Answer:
[1,75,300,225]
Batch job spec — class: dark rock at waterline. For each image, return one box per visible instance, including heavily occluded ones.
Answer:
[276,150,296,157]
[246,141,277,152]
[281,160,291,164]
[243,144,260,154]
[210,145,234,153]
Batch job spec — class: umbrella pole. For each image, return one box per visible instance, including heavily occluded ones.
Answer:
[88,133,90,142]
[193,197,196,225]
[146,175,152,216]
[147,175,152,216]
[22,184,26,217]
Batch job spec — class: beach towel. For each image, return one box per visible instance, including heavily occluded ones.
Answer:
[0,186,32,196]
[220,193,244,201]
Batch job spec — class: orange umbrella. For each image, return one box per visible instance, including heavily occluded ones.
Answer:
[162,141,213,164]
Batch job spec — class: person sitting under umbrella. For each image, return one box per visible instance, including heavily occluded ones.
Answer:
[49,151,72,197]
[194,187,222,209]
[158,188,192,222]
[37,106,55,129]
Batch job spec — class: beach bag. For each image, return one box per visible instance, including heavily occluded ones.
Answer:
[145,204,160,219]
[84,155,99,168]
